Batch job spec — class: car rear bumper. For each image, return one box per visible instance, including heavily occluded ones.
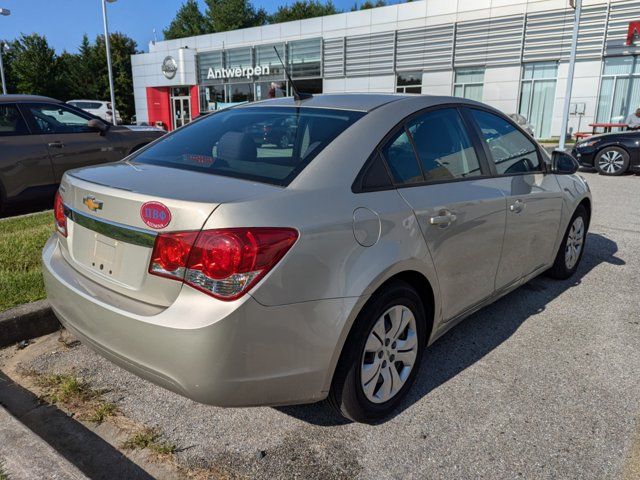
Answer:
[42,234,359,407]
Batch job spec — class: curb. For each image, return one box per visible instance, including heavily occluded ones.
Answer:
[0,405,87,479]
[0,300,60,348]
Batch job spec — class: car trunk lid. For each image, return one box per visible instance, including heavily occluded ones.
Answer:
[58,162,281,306]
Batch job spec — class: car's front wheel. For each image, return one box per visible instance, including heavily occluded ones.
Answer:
[595,147,629,176]
[546,205,588,280]
[328,281,426,423]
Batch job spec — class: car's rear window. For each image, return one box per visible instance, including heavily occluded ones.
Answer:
[132,106,366,186]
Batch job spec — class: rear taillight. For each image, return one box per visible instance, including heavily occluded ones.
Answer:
[149,228,298,301]
[54,191,67,237]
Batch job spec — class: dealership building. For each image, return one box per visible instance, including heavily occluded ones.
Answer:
[130,0,640,138]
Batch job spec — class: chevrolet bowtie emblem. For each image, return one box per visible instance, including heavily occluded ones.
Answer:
[83,195,103,212]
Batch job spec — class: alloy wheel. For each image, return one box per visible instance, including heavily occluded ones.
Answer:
[565,216,585,270]
[360,305,418,404]
[598,150,625,174]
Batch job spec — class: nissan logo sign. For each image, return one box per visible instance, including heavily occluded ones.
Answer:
[161,56,178,79]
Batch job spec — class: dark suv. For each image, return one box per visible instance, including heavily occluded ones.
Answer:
[0,95,164,211]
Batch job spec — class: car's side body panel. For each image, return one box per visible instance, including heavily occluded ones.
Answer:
[491,173,564,290]
[0,134,55,199]
[398,180,507,321]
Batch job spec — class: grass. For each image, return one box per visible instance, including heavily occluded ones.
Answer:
[123,427,177,456]
[36,373,99,406]
[0,211,54,311]
[0,459,8,480]
[87,401,119,424]
[34,372,119,424]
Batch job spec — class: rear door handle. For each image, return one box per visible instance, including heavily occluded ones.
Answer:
[429,211,457,227]
[48,141,64,148]
[509,200,525,213]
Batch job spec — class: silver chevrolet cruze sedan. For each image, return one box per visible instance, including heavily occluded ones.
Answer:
[43,94,591,423]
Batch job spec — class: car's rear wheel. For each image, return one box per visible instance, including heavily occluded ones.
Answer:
[546,205,588,280]
[595,147,629,176]
[278,134,289,149]
[328,280,426,423]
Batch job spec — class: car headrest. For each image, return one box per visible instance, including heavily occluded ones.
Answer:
[217,131,257,163]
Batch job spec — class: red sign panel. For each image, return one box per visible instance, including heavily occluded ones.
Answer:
[140,202,172,229]
[626,21,640,46]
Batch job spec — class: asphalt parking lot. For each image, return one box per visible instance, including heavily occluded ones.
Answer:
[1,171,639,480]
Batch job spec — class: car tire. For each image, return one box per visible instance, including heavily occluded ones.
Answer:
[279,134,289,149]
[595,146,629,176]
[546,205,588,280]
[328,280,426,423]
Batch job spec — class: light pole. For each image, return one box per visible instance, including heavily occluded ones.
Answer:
[101,0,118,124]
[0,8,10,96]
[558,0,582,151]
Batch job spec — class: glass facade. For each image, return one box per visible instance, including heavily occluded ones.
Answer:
[519,62,558,139]
[197,38,322,111]
[453,68,485,102]
[288,38,322,78]
[596,56,640,124]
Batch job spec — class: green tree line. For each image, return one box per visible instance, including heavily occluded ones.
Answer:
[1,33,138,122]
[163,0,403,39]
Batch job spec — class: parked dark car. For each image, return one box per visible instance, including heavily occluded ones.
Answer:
[0,95,164,211]
[572,130,640,176]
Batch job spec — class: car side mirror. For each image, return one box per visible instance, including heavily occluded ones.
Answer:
[87,118,109,134]
[551,150,579,175]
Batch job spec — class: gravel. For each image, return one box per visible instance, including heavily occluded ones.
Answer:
[22,172,640,479]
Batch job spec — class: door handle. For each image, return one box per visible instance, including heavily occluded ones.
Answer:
[429,211,457,227]
[48,141,64,149]
[509,200,525,213]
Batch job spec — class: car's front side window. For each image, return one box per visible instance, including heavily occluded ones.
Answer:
[27,103,92,134]
[0,104,29,136]
[408,108,483,181]
[469,109,541,175]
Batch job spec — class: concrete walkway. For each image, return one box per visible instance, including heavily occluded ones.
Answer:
[0,405,87,480]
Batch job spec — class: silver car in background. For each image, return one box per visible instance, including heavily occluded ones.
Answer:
[43,94,591,423]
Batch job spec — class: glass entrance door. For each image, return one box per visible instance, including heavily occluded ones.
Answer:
[171,97,191,130]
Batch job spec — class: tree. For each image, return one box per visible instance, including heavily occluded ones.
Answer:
[205,0,267,33]
[0,39,18,94]
[10,34,60,97]
[269,1,339,23]
[351,0,386,11]
[164,0,210,40]
[90,33,139,122]
[56,35,96,100]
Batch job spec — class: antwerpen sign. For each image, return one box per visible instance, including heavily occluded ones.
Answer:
[207,65,271,80]
[626,21,640,46]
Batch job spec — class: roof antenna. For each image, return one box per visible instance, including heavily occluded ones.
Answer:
[273,46,312,102]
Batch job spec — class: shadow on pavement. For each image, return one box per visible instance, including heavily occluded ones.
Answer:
[0,371,154,480]
[278,232,624,425]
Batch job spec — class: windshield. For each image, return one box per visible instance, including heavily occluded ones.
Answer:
[132,106,366,186]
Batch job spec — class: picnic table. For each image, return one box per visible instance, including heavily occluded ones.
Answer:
[588,122,628,134]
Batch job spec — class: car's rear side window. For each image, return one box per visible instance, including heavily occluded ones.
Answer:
[0,104,29,136]
[132,106,365,186]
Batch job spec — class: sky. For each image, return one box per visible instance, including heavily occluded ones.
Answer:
[0,0,382,54]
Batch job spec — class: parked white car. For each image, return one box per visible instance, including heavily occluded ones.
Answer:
[67,100,122,124]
